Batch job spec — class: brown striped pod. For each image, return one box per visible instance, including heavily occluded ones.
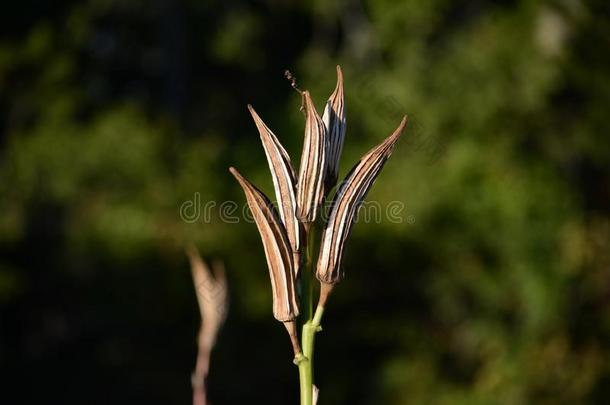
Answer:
[316,116,408,285]
[229,167,299,322]
[296,91,327,223]
[248,105,301,272]
[322,65,346,195]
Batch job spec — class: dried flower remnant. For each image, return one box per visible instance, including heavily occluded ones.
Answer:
[316,116,407,287]
[188,247,228,352]
[322,65,346,194]
[296,91,327,223]
[229,167,300,323]
[187,246,228,405]
[248,105,301,264]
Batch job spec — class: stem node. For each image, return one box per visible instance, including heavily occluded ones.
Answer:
[293,353,307,365]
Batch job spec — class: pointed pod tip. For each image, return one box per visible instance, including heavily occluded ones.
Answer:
[336,65,343,80]
[248,105,271,138]
[229,168,261,197]
[228,166,240,178]
[329,66,344,98]
[377,116,408,152]
[229,167,250,188]
[394,115,408,137]
[247,104,258,118]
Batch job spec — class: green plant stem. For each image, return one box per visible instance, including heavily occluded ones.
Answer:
[298,305,324,405]
[297,222,324,405]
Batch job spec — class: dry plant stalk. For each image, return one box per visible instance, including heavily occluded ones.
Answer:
[187,246,228,405]
[230,66,407,405]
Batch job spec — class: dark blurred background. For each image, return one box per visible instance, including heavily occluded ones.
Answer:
[1,0,610,403]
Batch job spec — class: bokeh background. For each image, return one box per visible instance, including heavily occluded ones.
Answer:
[1,0,610,403]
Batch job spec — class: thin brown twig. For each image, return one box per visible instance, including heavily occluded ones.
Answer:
[284,69,306,114]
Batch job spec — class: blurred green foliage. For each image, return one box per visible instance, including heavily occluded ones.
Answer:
[1,0,609,403]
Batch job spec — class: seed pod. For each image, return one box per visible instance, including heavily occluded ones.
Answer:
[316,116,407,285]
[322,65,346,194]
[229,167,299,322]
[296,91,327,223]
[248,105,301,258]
